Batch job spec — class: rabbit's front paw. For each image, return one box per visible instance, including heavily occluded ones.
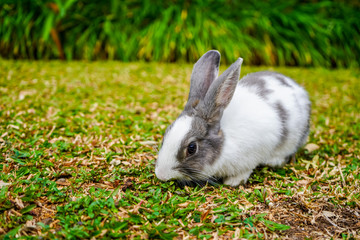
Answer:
[223,171,252,187]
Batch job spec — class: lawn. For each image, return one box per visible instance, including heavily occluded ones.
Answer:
[0,60,359,239]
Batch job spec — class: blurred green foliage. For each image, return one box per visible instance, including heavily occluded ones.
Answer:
[0,0,359,67]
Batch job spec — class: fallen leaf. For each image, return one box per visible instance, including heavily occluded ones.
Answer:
[297,179,310,186]
[322,211,336,218]
[121,178,134,191]
[110,159,121,166]
[139,141,158,146]
[304,143,320,152]
[19,89,37,100]
[201,209,210,222]
[178,202,190,208]
[0,180,11,188]
[56,179,70,186]
[15,198,25,209]
[7,124,19,130]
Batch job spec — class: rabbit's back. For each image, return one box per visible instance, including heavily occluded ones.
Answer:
[213,71,310,178]
[239,71,311,151]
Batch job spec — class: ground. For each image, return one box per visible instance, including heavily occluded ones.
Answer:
[0,61,359,239]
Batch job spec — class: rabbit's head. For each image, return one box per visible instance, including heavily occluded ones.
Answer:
[155,50,243,183]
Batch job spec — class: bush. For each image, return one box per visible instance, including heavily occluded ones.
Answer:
[0,0,359,67]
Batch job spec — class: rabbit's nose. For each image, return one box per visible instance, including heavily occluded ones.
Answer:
[155,164,183,181]
[155,167,168,181]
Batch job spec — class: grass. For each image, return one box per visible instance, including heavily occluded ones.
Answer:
[0,60,359,239]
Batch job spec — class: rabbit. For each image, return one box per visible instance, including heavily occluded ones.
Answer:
[155,50,311,187]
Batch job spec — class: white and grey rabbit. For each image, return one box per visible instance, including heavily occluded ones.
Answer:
[155,50,311,187]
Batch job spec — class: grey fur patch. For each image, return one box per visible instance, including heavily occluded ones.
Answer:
[274,102,289,148]
[174,115,224,179]
[257,71,294,88]
[240,74,273,99]
[275,76,293,88]
[298,102,311,148]
[240,71,297,98]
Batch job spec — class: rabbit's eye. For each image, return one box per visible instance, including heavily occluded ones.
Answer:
[187,141,197,156]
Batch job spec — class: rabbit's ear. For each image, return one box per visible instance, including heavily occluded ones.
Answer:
[185,50,220,111]
[201,57,243,123]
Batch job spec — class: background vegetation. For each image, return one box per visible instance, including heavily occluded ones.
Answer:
[1,0,360,67]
